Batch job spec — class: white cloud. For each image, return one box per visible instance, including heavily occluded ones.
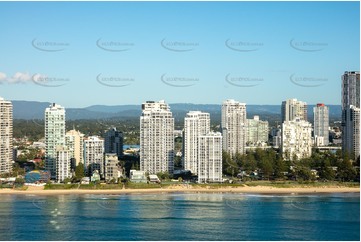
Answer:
[0,72,7,83]
[9,72,32,83]
[0,72,34,84]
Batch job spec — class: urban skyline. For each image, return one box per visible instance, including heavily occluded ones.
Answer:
[0,2,359,241]
[0,1,359,107]
[0,71,360,185]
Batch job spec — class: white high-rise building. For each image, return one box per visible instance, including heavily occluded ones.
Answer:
[281,98,308,122]
[198,132,222,183]
[56,146,71,183]
[140,100,174,174]
[246,115,269,145]
[342,71,360,160]
[281,118,312,160]
[45,103,66,179]
[0,97,13,174]
[83,136,104,176]
[221,99,247,155]
[313,103,329,146]
[65,129,84,167]
[183,111,210,174]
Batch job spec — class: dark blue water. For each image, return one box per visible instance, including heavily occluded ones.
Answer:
[0,193,359,241]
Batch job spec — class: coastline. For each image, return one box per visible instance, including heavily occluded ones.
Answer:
[0,185,359,196]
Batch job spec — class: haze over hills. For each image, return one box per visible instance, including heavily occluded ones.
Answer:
[11,100,342,123]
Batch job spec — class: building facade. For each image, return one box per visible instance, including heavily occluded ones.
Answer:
[246,115,269,145]
[0,97,13,174]
[65,129,84,167]
[130,170,147,183]
[104,153,122,182]
[104,127,123,157]
[56,146,70,183]
[281,118,312,160]
[83,136,104,176]
[313,103,329,146]
[183,111,210,174]
[140,100,174,174]
[221,99,247,155]
[343,106,360,160]
[104,153,121,182]
[198,132,222,183]
[45,103,66,179]
[341,71,360,160]
[281,98,308,122]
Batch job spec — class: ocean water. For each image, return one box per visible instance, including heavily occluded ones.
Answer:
[0,192,359,241]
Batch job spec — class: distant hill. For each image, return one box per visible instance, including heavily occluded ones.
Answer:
[11,100,342,123]
[11,101,51,120]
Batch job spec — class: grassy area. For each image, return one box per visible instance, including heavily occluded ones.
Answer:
[39,180,359,190]
[125,183,162,189]
[242,180,360,188]
[0,184,28,190]
[44,184,80,190]
[44,182,164,190]
[14,185,29,191]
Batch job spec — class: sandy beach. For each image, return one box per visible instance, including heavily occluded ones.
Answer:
[0,185,359,195]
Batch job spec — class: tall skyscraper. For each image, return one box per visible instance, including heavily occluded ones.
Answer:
[56,146,71,183]
[104,127,123,157]
[140,100,174,174]
[65,129,84,167]
[198,132,222,183]
[341,71,360,160]
[246,115,269,145]
[183,111,210,174]
[0,97,13,174]
[281,118,312,161]
[313,103,329,146]
[221,99,247,155]
[45,103,66,179]
[281,98,308,122]
[83,136,104,176]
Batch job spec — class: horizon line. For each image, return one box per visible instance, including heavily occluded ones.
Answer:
[8,99,341,108]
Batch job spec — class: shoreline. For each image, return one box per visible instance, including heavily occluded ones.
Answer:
[0,185,359,196]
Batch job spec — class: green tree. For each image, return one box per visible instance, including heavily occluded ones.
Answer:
[156,171,170,180]
[243,152,257,173]
[337,153,357,182]
[15,177,25,185]
[75,163,85,180]
[274,156,287,179]
[12,163,25,176]
[259,158,273,180]
[35,160,45,170]
[295,166,315,181]
[319,159,335,181]
[233,152,244,167]
[222,151,238,177]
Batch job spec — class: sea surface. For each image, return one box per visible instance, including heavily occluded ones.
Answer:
[0,192,359,241]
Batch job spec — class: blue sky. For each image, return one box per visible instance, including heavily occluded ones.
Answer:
[0,1,359,107]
